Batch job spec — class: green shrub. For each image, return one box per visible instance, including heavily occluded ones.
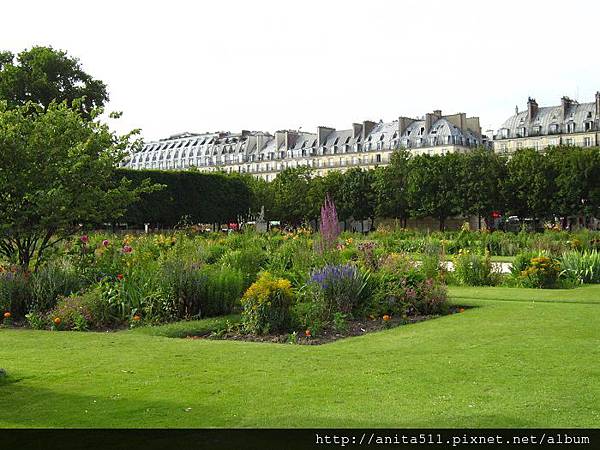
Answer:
[47,295,94,331]
[560,250,600,284]
[220,245,266,287]
[0,269,31,317]
[162,260,204,318]
[29,260,83,312]
[519,256,561,288]
[197,265,245,317]
[241,272,293,334]
[372,269,447,317]
[309,264,370,319]
[453,250,497,286]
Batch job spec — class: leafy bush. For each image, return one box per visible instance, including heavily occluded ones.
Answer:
[241,272,293,334]
[220,245,266,287]
[453,250,497,286]
[29,260,83,312]
[197,265,245,317]
[372,267,448,317]
[560,250,600,284]
[519,256,561,288]
[309,264,370,319]
[0,269,31,317]
[47,295,94,331]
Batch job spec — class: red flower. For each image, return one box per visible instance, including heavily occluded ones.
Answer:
[122,245,133,254]
[80,235,89,244]
[102,239,110,247]
[117,274,124,281]
[305,329,311,337]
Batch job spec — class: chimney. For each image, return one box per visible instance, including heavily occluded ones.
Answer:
[317,126,335,147]
[425,113,437,134]
[398,117,414,136]
[466,117,482,138]
[285,130,299,149]
[362,120,377,140]
[352,123,363,139]
[275,131,287,151]
[433,110,442,117]
[561,96,573,119]
[527,97,538,120]
[596,91,600,117]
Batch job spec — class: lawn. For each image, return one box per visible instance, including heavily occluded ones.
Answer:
[1,285,599,428]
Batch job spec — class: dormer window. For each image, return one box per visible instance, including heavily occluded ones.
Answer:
[585,121,594,132]
[566,122,575,133]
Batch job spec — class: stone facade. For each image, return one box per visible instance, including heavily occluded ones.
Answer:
[124,110,484,180]
[494,92,600,154]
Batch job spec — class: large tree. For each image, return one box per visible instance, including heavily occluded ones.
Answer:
[0,46,108,120]
[456,148,505,228]
[338,168,376,222]
[546,147,600,226]
[373,149,411,226]
[0,101,151,270]
[271,166,314,226]
[502,148,555,222]
[407,153,462,231]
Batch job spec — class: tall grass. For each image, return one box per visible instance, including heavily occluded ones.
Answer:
[561,250,600,284]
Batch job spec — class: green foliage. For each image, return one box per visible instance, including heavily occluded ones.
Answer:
[453,250,497,286]
[407,153,462,231]
[270,167,313,225]
[29,260,83,312]
[309,264,370,319]
[118,168,250,227]
[0,269,31,317]
[560,250,600,284]
[518,256,562,288]
[0,101,154,269]
[47,295,95,331]
[220,243,266,287]
[0,46,108,119]
[196,265,245,317]
[241,272,293,334]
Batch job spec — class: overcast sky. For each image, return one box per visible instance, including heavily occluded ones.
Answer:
[2,0,599,140]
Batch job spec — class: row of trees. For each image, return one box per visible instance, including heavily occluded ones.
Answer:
[241,147,600,230]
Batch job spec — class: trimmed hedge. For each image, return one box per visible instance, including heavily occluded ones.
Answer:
[117,169,251,226]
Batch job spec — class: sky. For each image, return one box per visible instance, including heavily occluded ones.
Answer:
[2,0,599,141]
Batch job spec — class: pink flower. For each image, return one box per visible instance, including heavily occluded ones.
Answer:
[80,235,89,244]
[122,245,133,254]
[102,239,110,247]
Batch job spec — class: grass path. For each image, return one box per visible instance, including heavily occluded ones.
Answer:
[1,285,599,428]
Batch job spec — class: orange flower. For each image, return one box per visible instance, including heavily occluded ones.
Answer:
[383,314,391,321]
[459,308,465,313]
[53,317,61,325]
[132,315,141,322]
[117,274,124,281]
[305,329,311,337]
[3,312,11,319]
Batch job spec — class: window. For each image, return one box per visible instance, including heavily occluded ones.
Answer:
[584,137,592,147]
[565,138,574,146]
[376,154,381,163]
[566,122,575,133]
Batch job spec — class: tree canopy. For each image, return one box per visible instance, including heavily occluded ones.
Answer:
[0,46,108,120]
[0,101,150,269]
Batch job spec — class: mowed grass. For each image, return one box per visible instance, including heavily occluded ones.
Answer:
[1,285,599,428]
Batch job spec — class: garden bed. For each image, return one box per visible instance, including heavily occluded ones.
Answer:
[184,306,468,345]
